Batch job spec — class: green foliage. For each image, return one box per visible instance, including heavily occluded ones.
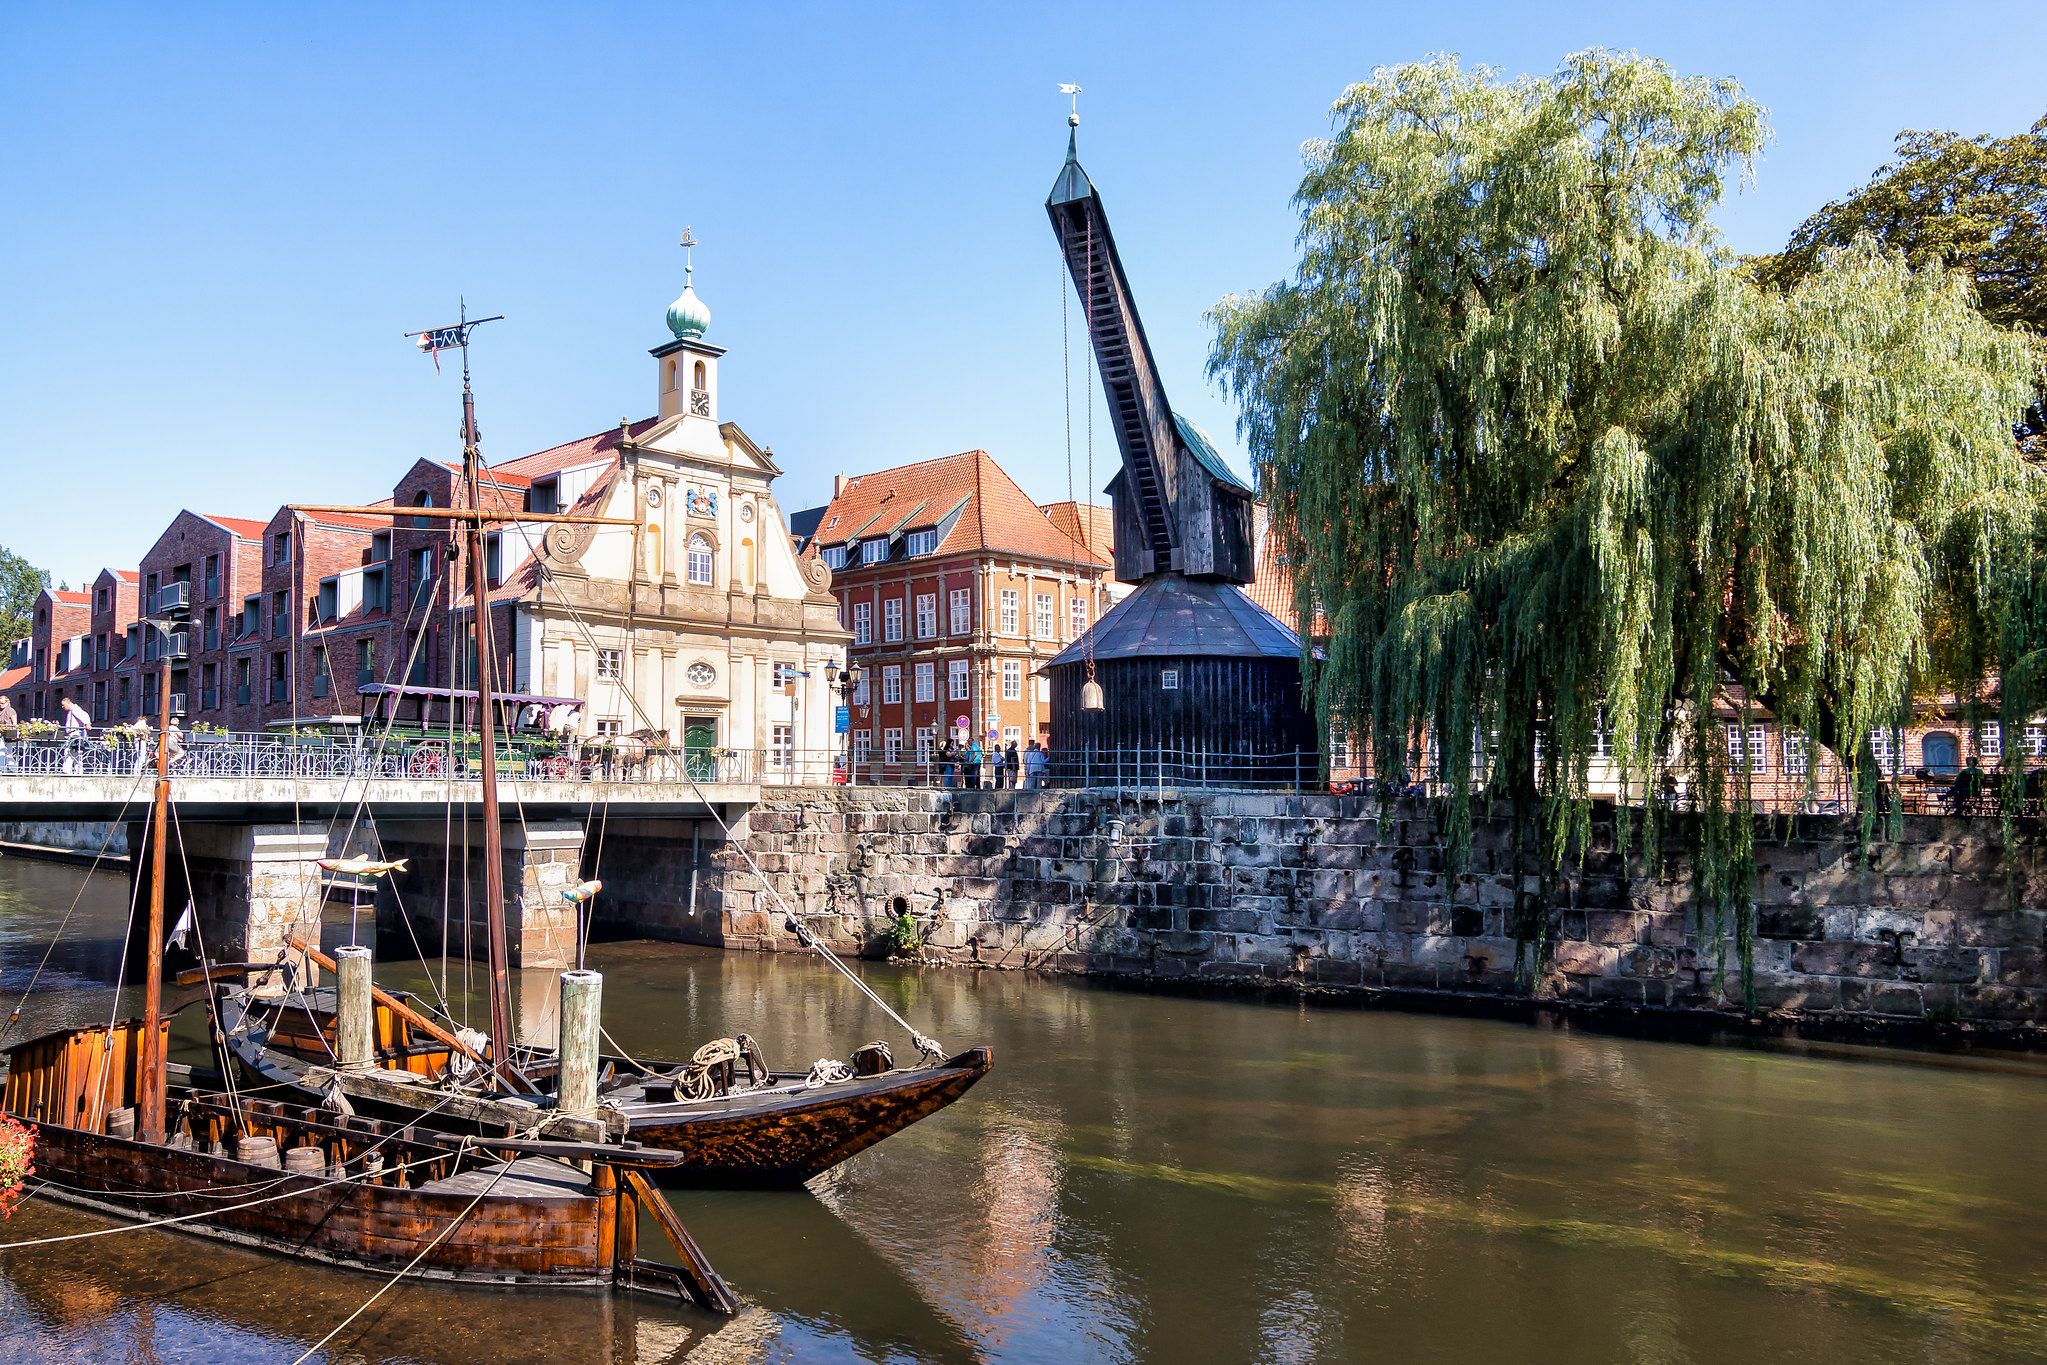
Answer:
[0,546,50,648]
[1209,51,2039,1007]
[881,910,923,956]
[1752,115,2046,337]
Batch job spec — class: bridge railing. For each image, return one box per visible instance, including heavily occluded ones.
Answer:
[0,728,759,786]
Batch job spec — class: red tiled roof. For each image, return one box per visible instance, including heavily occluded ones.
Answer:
[492,418,658,480]
[202,514,271,540]
[805,451,1110,568]
[445,461,535,489]
[47,590,89,605]
[111,569,139,583]
[1243,510,1326,636]
[0,665,27,690]
[1038,501,1114,561]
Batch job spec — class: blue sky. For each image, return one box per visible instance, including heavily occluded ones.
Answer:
[3,2,2042,589]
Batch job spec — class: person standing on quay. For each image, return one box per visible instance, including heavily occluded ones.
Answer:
[964,736,983,789]
[1003,740,1020,790]
[1024,739,1048,789]
[0,694,16,772]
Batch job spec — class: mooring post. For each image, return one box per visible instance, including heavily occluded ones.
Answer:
[558,969,603,1119]
[335,945,374,1070]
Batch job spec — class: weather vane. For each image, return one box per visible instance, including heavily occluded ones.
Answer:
[680,225,699,273]
[1059,84,1081,126]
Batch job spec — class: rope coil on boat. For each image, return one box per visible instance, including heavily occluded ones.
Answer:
[674,1033,770,1099]
[805,1059,855,1088]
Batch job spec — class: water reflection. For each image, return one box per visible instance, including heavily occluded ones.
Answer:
[4,858,2047,1363]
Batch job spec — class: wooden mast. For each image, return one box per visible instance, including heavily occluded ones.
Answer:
[137,630,173,1143]
[291,309,636,1089]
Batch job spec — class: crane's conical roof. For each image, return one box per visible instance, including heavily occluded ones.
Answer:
[1046,573,1300,666]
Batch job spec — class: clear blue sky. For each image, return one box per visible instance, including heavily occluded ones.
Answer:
[3,3,2042,589]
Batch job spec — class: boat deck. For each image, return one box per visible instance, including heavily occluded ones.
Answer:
[416,1155,589,1198]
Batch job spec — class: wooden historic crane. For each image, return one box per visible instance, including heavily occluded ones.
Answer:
[1043,115,1318,785]
[1047,128,1257,586]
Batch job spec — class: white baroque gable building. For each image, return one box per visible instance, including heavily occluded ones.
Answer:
[495,263,849,779]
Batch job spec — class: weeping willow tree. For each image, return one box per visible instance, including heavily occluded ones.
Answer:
[1209,51,2041,1006]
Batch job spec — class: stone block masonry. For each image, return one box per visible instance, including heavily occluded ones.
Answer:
[609,788,2047,1034]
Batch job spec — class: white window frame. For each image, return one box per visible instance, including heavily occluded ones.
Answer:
[852,601,872,646]
[1070,596,1087,639]
[853,729,872,762]
[999,589,1019,635]
[1980,722,2003,759]
[905,530,937,557]
[916,726,935,764]
[1161,668,1179,691]
[2027,722,2047,758]
[595,648,623,681]
[1782,733,1808,776]
[883,597,903,642]
[1002,659,1021,700]
[852,672,870,706]
[772,724,793,770]
[916,593,937,639]
[821,545,847,570]
[948,659,970,701]
[881,664,902,705]
[687,534,715,585]
[860,539,888,566]
[914,662,934,702]
[949,587,971,635]
[1726,722,1766,772]
[1035,592,1055,638]
[1869,727,1898,776]
[884,727,903,763]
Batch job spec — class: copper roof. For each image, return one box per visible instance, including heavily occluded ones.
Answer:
[805,450,1110,569]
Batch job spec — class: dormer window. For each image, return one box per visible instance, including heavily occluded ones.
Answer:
[905,529,937,557]
[861,539,889,566]
[529,477,558,516]
[821,545,847,570]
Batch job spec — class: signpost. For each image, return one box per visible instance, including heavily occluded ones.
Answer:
[834,706,850,734]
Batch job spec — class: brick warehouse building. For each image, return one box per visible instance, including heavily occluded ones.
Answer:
[794,450,1119,775]
[13,586,90,720]
[135,511,269,728]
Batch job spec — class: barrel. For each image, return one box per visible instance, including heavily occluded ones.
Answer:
[283,1146,325,1177]
[236,1135,281,1168]
[105,1108,136,1140]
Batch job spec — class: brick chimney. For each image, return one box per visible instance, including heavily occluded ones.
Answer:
[834,473,850,498]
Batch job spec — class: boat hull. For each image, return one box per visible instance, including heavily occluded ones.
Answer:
[19,1116,610,1288]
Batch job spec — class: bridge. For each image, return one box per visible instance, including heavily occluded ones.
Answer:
[0,735,770,983]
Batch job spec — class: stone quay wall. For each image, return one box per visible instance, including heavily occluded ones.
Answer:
[600,787,2047,1032]
[0,820,127,860]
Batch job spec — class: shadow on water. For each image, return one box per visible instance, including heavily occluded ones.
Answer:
[9,857,2047,1364]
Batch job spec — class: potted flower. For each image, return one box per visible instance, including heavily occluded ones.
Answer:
[0,1113,33,1219]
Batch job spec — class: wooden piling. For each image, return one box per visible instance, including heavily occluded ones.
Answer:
[557,970,602,1120]
[335,945,374,1070]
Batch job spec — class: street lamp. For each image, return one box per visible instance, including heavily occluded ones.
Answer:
[824,660,865,786]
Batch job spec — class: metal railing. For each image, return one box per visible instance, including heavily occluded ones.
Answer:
[0,727,755,786]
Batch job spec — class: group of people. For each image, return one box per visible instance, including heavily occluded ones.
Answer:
[927,736,1051,789]
[0,695,185,775]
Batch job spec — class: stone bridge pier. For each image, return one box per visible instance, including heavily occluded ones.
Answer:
[125,816,328,995]
[371,819,586,970]
[578,818,726,947]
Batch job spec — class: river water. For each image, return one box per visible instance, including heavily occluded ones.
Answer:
[2,856,2044,1364]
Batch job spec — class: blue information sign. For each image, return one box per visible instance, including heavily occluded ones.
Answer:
[834,705,850,734]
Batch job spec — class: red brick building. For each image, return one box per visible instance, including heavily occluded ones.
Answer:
[795,450,1115,775]
[15,587,90,720]
[134,511,268,727]
[85,569,139,722]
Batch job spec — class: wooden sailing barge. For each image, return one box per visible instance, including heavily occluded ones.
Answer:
[224,971,991,1188]
[0,314,738,1312]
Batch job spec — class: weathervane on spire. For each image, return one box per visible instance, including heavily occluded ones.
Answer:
[679,225,698,277]
[1059,84,1081,127]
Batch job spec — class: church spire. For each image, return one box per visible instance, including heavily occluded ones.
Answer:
[665,227,711,340]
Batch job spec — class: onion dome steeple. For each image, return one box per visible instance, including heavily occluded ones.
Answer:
[665,227,711,340]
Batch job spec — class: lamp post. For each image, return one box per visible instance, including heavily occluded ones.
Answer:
[824,660,864,787]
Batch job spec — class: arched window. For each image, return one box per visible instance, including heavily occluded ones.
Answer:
[686,534,714,585]
[740,537,755,584]
[667,359,679,391]
[412,490,434,530]
[1921,731,1960,775]
[693,360,706,390]
[644,525,662,578]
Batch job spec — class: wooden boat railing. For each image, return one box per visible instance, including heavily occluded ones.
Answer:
[3,1019,169,1134]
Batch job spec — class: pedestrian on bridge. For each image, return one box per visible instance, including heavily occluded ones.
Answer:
[0,695,15,772]
[60,697,91,774]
